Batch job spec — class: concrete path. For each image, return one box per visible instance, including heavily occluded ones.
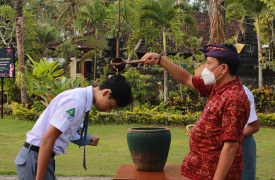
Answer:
[0,175,113,180]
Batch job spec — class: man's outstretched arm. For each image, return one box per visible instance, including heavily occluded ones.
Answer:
[141,53,195,89]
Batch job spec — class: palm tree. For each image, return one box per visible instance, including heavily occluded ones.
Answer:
[139,0,195,102]
[15,0,28,104]
[226,0,268,89]
[102,0,116,7]
[35,23,58,56]
[104,0,148,63]
[76,32,108,80]
[75,0,107,33]
[51,0,88,37]
[261,1,275,43]
[75,0,107,80]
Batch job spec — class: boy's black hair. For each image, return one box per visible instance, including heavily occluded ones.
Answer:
[99,74,133,107]
[217,43,240,76]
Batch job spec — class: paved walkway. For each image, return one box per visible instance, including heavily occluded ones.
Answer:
[0,175,113,180]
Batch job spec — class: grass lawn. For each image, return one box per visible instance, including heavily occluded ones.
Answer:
[0,115,274,179]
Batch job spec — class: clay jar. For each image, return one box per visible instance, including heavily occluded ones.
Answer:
[127,127,171,171]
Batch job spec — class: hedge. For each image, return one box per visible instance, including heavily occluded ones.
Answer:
[88,112,275,127]
[7,102,275,127]
[89,111,200,126]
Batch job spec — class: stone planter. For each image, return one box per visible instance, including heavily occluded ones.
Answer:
[127,127,171,171]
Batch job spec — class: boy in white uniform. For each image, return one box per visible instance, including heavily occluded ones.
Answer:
[14,75,132,180]
[242,85,260,180]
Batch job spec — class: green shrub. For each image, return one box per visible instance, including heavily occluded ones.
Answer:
[88,111,201,126]
[31,100,46,113]
[257,113,275,126]
[250,86,275,113]
[10,102,40,121]
[3,103,13,115]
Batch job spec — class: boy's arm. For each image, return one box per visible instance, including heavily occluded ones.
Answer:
[70,128,100,146]
[36,125,62,180]
[71,132,93,146]
[243,120,259,137]
[213,141,239,180]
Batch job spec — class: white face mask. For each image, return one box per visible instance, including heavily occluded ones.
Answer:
[201,65,223,85]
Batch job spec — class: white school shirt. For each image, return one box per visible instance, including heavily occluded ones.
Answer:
[26,86,93,156]
[243,85,257,129]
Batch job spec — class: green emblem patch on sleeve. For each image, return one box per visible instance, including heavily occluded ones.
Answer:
[66,108,75,117]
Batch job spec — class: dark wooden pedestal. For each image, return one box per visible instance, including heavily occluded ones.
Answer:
[113,164,190,180]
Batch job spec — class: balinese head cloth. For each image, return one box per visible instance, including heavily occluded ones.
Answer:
[199,44,241,62]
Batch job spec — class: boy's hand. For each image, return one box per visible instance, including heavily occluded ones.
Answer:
[89,136,100,146]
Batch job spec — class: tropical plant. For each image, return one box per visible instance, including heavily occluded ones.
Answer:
[3,78,20,103]
[75,0,107,33]
[123,68,152,110]
[76,31,108,80]
[74,0,108,80]
[53,0,88,37]
[34,23,58,56]
[52,39,82,77]
[25,54,64,96]
[34,76,83,107]
[192,1,208,12]
[10,102,40,121]
[261,0,275,10]
[138,0,195,102]
[97,63,109,86]
[259,10,275,44]
[226,0,268,89]
[0,5,16,48]
[105,0,152,62]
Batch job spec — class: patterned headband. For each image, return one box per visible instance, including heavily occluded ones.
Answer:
[199,44,241,62]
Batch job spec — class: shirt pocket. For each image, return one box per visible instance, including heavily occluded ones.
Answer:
[205,103,221,124]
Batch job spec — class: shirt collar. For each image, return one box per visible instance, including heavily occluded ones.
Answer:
[212,77,241,95]
[85,86,93,112]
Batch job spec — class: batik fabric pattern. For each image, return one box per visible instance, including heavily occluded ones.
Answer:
[181,77,250,180]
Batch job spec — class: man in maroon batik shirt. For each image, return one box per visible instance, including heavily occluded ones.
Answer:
[141,43,250,180]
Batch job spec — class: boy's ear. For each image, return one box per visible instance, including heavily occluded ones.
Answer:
[102,89,112,97]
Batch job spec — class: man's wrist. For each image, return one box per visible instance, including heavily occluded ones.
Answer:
[158,54,162,65]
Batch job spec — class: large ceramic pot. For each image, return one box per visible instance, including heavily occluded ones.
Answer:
[127,127,171,171]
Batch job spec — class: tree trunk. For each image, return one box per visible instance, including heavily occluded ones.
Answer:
[272,16,274,43]
[116,0,121,57]
[126,38,143,67]
[163,31,168,102]
[15,0,28,105]
[72,5,76,37]
[208,0,226,44]
[256,17,263,89]
[177,53,183,98]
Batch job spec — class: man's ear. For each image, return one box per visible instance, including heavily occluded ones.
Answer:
[222,64,228,74]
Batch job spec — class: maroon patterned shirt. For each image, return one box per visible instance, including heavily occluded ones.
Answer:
[181,77,250,180]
